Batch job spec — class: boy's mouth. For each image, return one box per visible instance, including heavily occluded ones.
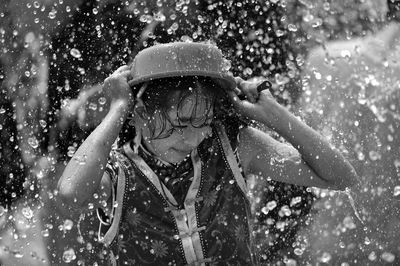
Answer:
[172,147,192,154]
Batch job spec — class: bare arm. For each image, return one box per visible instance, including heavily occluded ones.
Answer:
[57,66,133,210]
[230,78,360,190]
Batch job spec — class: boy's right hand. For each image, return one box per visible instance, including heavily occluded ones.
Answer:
[103,65,134,110]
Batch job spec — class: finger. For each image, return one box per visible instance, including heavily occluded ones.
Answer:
[234,76,245,86]
[241,82,258,103]
[235,77,256,103]
[119,69,132,78]
[115,65,130,73]
[226,90,242,109]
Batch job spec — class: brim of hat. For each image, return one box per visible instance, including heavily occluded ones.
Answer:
[128,70,236,91]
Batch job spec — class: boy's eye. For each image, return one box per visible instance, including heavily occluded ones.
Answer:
[170,124,188,129]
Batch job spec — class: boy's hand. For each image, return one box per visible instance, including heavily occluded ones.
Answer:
[103,65,134,109]
[227,77,282,127]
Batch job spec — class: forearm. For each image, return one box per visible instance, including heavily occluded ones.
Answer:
[58,100,128,207]
[265,104,359,190]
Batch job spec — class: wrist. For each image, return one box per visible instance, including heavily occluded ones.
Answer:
[110,98,130,111]
[260,102,287,129]
[109,99,130,122]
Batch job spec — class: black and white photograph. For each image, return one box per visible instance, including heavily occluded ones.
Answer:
[0,0,399,265]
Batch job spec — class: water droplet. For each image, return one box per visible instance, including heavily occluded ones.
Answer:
[139,15,148,23]
[319,252,332,263]
[171,51,177,60]
[276,29,284,37]
[290,196,302,206]
[77,67,85,75]
[343,216,356,229]
[313,71,322,80]
[63,219,73,231]
[368,150,380,161]
[48,10,57,19]
[70,48,82,58]
[33,1,40,8]
[154,11,166,22]
[275,73,289,85]
[381,252,395,263]
[73,155,87,165]
[62,248,76,263]
[357,151,365,161]
[357,98,367,105]
[221,58,231,72]
[364,237,371,245]
[303,13,313,22]
[383,60,389,67]
[28,137,39,149]
[92,8,98,14]
[13,251,24,258]
[0,108,6,114]
[393,186,400,197]
[39,119,47,128]
[368,251,377,261]
[267,200,277,210]
[279,205,291,216]
[288,24,297,32]
[67,146,76,157]
[339,50,351,59]
[98,97,107,105]
[311,18,323,28]
[22,207,34,219]
[393,159,400,168]
[41,229,49,237]
[88,102,98,110]
[294,248,303,256]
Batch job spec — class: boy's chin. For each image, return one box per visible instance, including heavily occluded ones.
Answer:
[163,149,191,164]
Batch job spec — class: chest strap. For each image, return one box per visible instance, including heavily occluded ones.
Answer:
[98,154,128,247]
[215,123,248,196]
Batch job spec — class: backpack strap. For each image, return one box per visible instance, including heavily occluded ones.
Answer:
[98,152,129,247]
[215,122,248,196]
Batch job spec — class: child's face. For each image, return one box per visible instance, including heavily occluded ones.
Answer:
[141,90,213,164]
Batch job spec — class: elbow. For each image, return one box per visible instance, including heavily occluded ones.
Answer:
[57,177,83,209]
[333,167,361,191]
[345,170,361,190]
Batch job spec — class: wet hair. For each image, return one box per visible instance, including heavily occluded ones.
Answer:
[387,0,400,22]
[118,76,230,144]
[140,76,221,139]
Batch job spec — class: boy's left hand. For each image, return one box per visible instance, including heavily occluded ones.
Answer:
[228,77,281,126]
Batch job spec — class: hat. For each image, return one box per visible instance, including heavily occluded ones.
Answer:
[128,42,236,90]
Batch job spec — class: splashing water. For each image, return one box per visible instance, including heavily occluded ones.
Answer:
[62,248,76,263]
[344,188,364,224]
[70,48,82,58]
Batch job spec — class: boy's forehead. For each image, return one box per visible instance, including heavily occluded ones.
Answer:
[168,91,213,119]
